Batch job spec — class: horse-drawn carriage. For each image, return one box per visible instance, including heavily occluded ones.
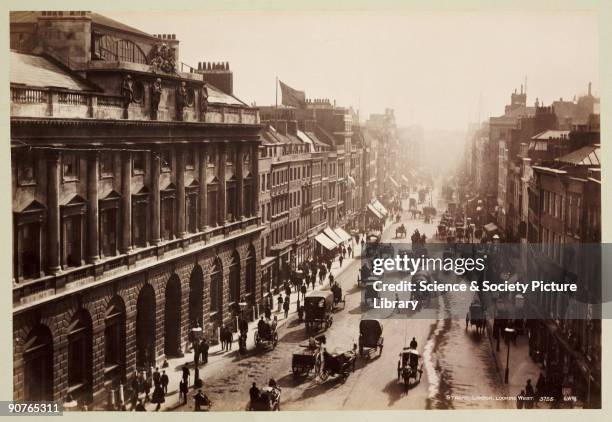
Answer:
[292,337,324,379]
[467,303,485,334]
[362,277,380,307]
[397,348,423,392]
[320,347,357,381]
[331,283,346,310]
[304,291,334,333]
[395,224,407,238]
[255,318,279,349]
[358,319,384,358]
[248,384,281,411]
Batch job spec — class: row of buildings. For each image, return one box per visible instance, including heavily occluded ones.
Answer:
[464,85,601,407]
[9,11,405,404]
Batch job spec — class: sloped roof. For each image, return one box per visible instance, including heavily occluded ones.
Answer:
[10,11,156,39]
[532,130,571,140]
[555,145,600,166]
[10,51,97,91]
[207,84,246,106]
[305,131,328,147]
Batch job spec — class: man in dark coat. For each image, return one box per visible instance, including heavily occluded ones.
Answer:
[160,370,169,394]
[525,379,535,409]
[194,389,210,411]
[249,382,260,404]
[200,338,209,364]
[153,367,161,388]
[179,379,188,405]
[182,364,190,387]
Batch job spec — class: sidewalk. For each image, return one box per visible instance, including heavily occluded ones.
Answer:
[484,318,543,401]
[133,239,363,411]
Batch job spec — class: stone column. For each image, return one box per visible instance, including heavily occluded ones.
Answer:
[46,151,61,274]
[120,151,132,253]
[236,143,244,219]
[218,143,227,225]
[252,143,260,219]
[151,149,161,245]
[176,146,186,238]
[86,151,100,263]
[198,144,208,231]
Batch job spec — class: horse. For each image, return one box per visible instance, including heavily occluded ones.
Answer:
[395,225,406,239]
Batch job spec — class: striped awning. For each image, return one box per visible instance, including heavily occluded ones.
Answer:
[333,227,352,243]
[367,204,384,220]
[372,199,388,216]
[315,233,337,251]
[324,227,344,244]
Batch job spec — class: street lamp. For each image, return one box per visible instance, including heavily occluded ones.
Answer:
[504,327,516,384]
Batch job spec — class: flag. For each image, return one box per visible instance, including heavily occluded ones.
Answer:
[279,80,306,108]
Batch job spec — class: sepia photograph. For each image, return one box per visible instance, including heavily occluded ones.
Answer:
[7,3,603,414]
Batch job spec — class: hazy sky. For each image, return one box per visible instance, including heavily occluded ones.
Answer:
[106,11,598,131]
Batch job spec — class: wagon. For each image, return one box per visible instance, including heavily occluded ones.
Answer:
[358,319,384,358]
[292,345,322,379]
[398,348,423,392]
[467,303,485,334]
[304,291,334,333]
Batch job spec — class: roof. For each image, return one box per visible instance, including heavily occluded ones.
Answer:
[207,84,246,106]
[532,130,571,140]
[10,51,97,91]
[555,145,600,166]
[305,131,328,147]
[10,11,156,39]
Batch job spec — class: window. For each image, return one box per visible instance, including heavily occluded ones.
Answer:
[17,152,36,185]
[62,153,79,181]
[207,184,218,226]
[185,150,195,170]
[226,183,237,221]
[133,152,146,175]
[100,152,114,178]
[267,174,271,190]
[62,215,83,268]
[67,311,92,396]
[210,259,222,314]
[132,191,148,248]
[104,297,125,382]
[100,208,118,258]
[229,251,240,303]
[186,189,198,233]
[161,150,172,172]
[161,194,175,240]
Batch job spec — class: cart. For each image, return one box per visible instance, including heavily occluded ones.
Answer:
[358,319,384,358]
[398,348,423,392]
[304,291,334,333]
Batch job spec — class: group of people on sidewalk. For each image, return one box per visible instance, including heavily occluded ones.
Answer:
[516,373,566,409]
[130,366,170,411]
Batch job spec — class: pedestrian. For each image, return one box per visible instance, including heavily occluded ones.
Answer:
[466,312,469,330]
[361,239,365,250]
[283,295,290,319]
[329,273,334,286]
[219,326,226,351]
[318,270,324,285]
[535,373,546,400]
[153,367,160,388]
[193,389,210,411]
[348,245,353,258]
[285,283,292,298]
[516,389,525,409]
[194,339,200,366]
[277,294,283,313]
[160,370,169,394]
[410,337,418,349]
[249,382,260,404]
[264,305,272,320]
[311,274,316,290]
[151,383,165,411]
[300,282,307,300]
[200,338,209,364]
[524,379,535,409]
[143,375,151,403]
[130,373,139,409]
[182,364,190,387]
[135,399,146,412]
[179,379,188,405]
[339,255,344,267]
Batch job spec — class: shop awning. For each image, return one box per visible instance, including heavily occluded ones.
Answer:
[401,175,409,184]
[324,227,344,244]
[388,176,400,188]
[372,199,388,216]
[367,204,384,220]
[315,233,337,251]
[333,227,352,243]
[484,223,498,233]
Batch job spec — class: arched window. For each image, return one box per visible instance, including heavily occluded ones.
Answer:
[210,258,223,314]
[189,265,204,327]
[104,296,126,383]
[136,284,156,367]
[23,324,53,401]
[67,310,93,400]
[246,245,256,300]
[229,251,240,304]
[164,275,182,357]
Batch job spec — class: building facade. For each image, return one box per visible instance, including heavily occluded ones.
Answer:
[11,11,264,404]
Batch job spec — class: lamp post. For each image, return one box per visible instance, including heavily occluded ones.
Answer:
[504,327,516,384]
